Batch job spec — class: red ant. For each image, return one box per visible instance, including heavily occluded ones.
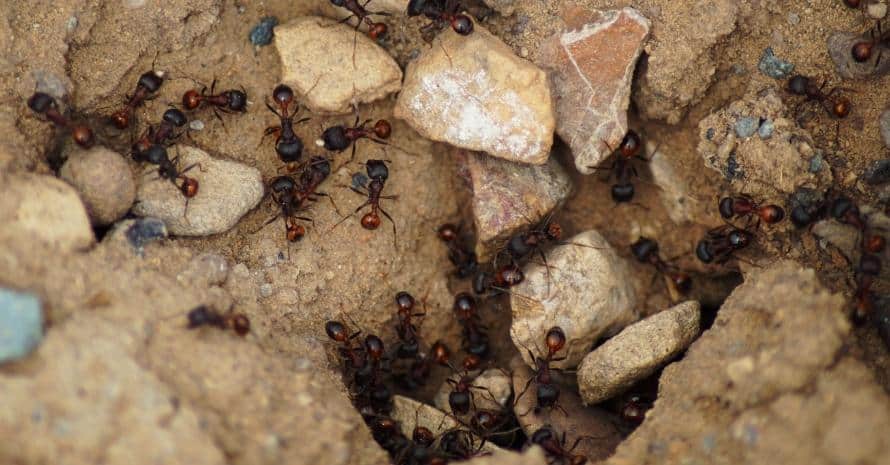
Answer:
[453,293,490,359]
[516,327,568,416]
[262,84,309,165]
[437,223,478,279]
[110,65,164,129]
[407,0,474,41]
[332,159,398,245]
[620,394,653,425]
[718,195,785,227]
[472,263,525,298]
[695,225,753,264]
[854,253,881,323]
[587,130,656,205]
[530,425,596,465]
[27,92,95,148]
[182,79,248,123]
[630,237,692,296]
[320,115,392,162]
[445,363,497,415]
[830,195,867,231]
[786,74,852,120]
[850,21,889,67]
[186,305,250,336]
[262,175,313,243]
[131,108,188,160]
[325,320,368,370]
[330,0,390,39]
[393,291,426,359]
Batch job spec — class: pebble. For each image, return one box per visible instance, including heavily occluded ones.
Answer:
[178,253,229,288]
[510,229,638,369]
[757,119,774,139]
[868,1,887,19]
[60,146,135,226]
[133,146,264,236]
[433,368,512,414]
[880,108,890,149]
[828,32,890,79]
[0,173,94,253]
[0,288,43,364]
[456,150,573,262]
[123,217,167,256]
[249,16,278,46]
[537,8,650,173]
[275,17,403,113]
[809,152,824,173]
[394,24,554,165]
[734,116,758,138]
[757,47,794,79]
[189,120,204,131]
[863,159,890,185]
[577,301,701,405]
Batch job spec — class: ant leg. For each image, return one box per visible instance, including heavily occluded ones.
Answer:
[329,201,371,231]
[379,205,399,249]
[313,191,341,215]
[349,142,358,163]
[348,185,369,197]
[337,14,357,24]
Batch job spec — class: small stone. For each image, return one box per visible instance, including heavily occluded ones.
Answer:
[275,17,402,113]
[0,288,43,364]
[880,108,890,149]
[395,24,554,164]
[189,120,204,131]
[863,159,890,185]
[457,150,573,262]
[734,116,758,138]
[60,146,135,226]
[809,152,824,173]
[249,16,278,46]
[828,32,890,79]
[178,254,229,287]
[577,301,701,404]
[260,283,273,298]
[133,146,264,236]
[0,173,94,253]
[537,8,650,173]
[868,1,887,19]
[123,218,167,255]
[434,368,512,414]
[511,230,638,369]
[758,47,795,79]
[758,119,774,139]
[787,12,800,25]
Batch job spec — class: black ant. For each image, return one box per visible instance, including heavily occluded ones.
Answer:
[719,195,785,227]
[437,223,478,279]
[155,151,200,212]
[182,79,248,123]
[407,0,474,41]
[320,115,392,162]
[330,0,390,39]
[325,320,367,370]
[530,425,595,465]
[110,66,164,129]
[264,175,313,243]
[587,130,656,205]
[695,225,753,264]
[132,108,188,160]
[786,74,852,120]
[516,327,568,416]
[262,84,309,165]
[630,237,692,296]
[453,293,490,358]
[445,362,496,415]
[830,195,868,231]
[27,92,95,148]
[186,305,250,336]
[437,429,481,461]
[333,159,399,245]
[472,263,525,298]
[394,291,425,359]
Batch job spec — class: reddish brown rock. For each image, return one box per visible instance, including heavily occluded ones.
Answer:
[538,8,650,173]
[456,150,573,263]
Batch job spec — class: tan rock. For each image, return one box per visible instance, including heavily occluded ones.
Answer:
[60,146,136,226]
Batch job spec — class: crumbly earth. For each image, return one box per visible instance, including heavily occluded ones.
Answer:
[1,0,889,464]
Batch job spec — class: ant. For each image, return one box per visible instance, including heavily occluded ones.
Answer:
[695,225,753,264]
[587,130,656,205]
[718,195,785,227]
[830,195,867,231]
[472,263,525,298]
[320,115,392,162]
[445,364,497,415]
[333,159,399,245]
[437,223,478,279]
[186,305,250,336]
[262,84,309,165]
[110,65,164,129]
[330,0,389,39]
[620,394,653,425]
[850,21,889,67]
[516,326,568,416]
[394,291,425,359]
[407,0,474,41]
[630,237,692,296]
[453,293,490,358]
[182,79,248,123]
[27,92,95,148]
[264,175,314,243]
[530,425,594,465]
[786,74,852,120]
[132,108,188,160]
[154,150,201,214]
[325,320,368,370]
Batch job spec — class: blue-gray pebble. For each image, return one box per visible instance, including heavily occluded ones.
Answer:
[0,288,43,363]
[758,47,794,79]
[126,217,168,256]
[249,16,279,46]
[758,119,774,139]
[735,117,758,138]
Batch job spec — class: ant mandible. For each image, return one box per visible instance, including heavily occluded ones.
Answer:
[320,115,392,162]
[332,159,399,245]
[695,225,753,264]
[186,305,250,336]
[407,0,474,41]
[110,65,164,129]
[27,92,95,148]
[330,0,389,39]
[182,79,248,122]
[262,84,309,165]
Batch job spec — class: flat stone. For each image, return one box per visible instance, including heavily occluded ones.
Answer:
[511,229,638,369]
[433,368,513,415]
[457,150,573,262]
[0,172,94,253]
[537,8,650,172]
[577,301,701,405]
[133,146,264,236]
[275,16,402,113]
[60,146,136,226]
[395,24,555,164]
[828,31,890,80]
[0,288,43,364]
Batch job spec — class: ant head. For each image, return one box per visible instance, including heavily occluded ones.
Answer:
[728,229,751,248]
[71,125,95,148]
[111,109,130,129]
[368,22,388,40]
[619,130,642,158]
[374,119,392,139]
[695,240,714,263]
[545,327,566,355]
[272,84,294,106]
[451,14,474,35]
[545,221,562,241]
[329,0,346,5]
[364,334,385,359]
[276,138,304,163]
[832,97,852,118]
[508,234,532,258]
[718,197,735,219]
[866,234,886,254]
[395,291,415,312]
[27,92,55,114]
[407,0,427,16]
[324,320,348,342]
[144,144,169,165]
[306,155,332,178]
[226,90,248,112]
[790,204,815,228]
[611,183,635,203]
[412,427,435,448]
[158,159,178,180]
[536,383,559,408]
[361,212,381,230]
[322,125,350,151]
[672,272,693,294]
[431,340,451,366]
[852,41,874,63]
[180,177,199,198]
[437,223,459,242]
[860,254,882,276]
[453,292,476,318]
[844,0,862,7]
[760,205,785,223]
[163,108,188,127]
[370,382,392,405]
[286,220,306,242]
[462,354,481,371]
[182,89,202,110]
[530,426,557,445]
[499,265,524,287]
[786,75,810,96]
[830,196,855,220]
[630,237,659,263]
[366,159,389,181]
[471,410,498,431]
[449,390,471,414]
[138,70,164,93]
[186,305,212,327]
[270,175,297,197]
[230,314,250,336]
